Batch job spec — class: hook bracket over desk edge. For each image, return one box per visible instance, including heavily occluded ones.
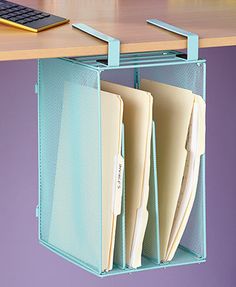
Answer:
[147,19,199,61]
[72,23,120,67]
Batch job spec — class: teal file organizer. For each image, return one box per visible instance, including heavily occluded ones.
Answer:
[36,20,206,277]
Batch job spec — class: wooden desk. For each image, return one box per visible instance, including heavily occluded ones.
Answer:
[0,0,236,61]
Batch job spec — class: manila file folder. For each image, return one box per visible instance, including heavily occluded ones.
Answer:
[101,80,153,268]
[48,82,124,272]
[165,94,205,261]
[141,79,205,262]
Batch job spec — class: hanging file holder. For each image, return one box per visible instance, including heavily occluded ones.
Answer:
[36,19,206,277]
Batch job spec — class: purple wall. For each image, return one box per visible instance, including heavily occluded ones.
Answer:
[0,46,235,287]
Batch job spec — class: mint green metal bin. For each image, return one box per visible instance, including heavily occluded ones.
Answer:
[36,49,206,277]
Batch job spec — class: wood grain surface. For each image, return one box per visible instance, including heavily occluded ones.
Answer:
[0,0,236,60]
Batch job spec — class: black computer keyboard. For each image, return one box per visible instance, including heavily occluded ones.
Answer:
[0,0,69,32]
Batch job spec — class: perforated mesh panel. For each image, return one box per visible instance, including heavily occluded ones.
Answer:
[141,63,206,258]
[140,63,204,97]
[38,58,102,272]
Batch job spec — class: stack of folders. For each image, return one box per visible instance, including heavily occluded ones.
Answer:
[101,81,153,269]
[141,79,206,262]
[48,78,205,272]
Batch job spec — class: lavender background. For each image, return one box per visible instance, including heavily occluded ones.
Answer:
[0,46,235,287]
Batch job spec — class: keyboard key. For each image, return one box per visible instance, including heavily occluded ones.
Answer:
[24,12,34,17]
[31,16,39,20]
[2,14,11,19]
[38,14,46,19]
[16,6,26,10]
[19,14,29,19]
[22,18,31,22]
[0,10,7,15]
[10,7,19,11]
[14,15,24,20]
[23,8,32,12]
[6,12,15,17]
[7,8,16,12]
[14,11,23,15]
[41,12,50,17]
[19,13,28,17]
[25,16,36,22]
[34,11,42,15]
[20,9,29,14]
[8,16,17,21]
[27,12,36,16]
[17,19,28,24]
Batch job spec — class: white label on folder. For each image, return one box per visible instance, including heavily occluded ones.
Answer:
[112,154,124,216]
